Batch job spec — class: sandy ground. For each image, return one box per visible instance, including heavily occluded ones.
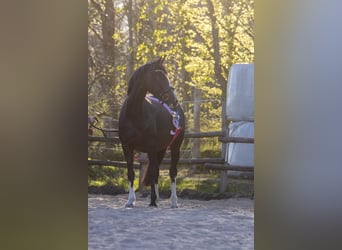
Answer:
[88,194,254,250]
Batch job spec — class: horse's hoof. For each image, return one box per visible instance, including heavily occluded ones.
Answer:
[149,203,157,207]
[125,203,134,208]
[171,205,178,208]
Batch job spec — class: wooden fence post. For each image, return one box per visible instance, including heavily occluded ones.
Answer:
[219,123,229,193]
[192,88,201,170]
[219,170,228,193]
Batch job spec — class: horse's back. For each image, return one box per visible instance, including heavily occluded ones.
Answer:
[119,99,176,152]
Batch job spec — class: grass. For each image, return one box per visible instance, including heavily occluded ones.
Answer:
[88,176,127,188]
[88,165,254,198]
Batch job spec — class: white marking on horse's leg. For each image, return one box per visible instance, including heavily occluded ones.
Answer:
[170,179,178,208]
[125,182,136,208]
[155,184,160,200]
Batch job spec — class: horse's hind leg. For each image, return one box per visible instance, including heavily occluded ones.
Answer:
[170,148,180,208]
[147,152,159,207]
[154,150,166,200]
[123,146,136,207]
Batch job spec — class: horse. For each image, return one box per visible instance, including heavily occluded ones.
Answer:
[119,57,185,208]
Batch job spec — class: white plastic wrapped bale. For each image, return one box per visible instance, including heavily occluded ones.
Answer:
[225,121,254,167]
[226,64,254,120]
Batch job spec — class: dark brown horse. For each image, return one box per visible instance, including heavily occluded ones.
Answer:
[119,57,185,207]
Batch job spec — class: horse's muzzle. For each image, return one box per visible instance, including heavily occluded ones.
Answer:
[169,100,179,110]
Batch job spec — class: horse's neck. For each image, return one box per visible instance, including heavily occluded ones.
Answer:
[126,87,147,116]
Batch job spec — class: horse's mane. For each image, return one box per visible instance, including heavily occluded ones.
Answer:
[127,64,148,95]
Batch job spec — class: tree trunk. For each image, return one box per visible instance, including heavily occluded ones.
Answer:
[127,0,134,78]
[206,0,227,128]
[192,88,201,165]
[102,0,116,87]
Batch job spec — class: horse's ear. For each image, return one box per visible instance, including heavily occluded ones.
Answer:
[159,56,166,65]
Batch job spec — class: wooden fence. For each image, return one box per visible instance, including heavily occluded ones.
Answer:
[88,129,254,193]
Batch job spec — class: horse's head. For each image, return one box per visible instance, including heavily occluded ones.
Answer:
[145,57,179,109]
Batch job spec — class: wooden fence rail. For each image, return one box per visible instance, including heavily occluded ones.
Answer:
[88,136,120,143]
[219,136,254,143]
[88,160,140,169]
[88,134,253,144]
[88,158,225,168]
[204,163,254,172]
[184,131,223,138]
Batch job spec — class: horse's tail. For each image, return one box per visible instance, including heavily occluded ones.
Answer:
[142,164,153,186]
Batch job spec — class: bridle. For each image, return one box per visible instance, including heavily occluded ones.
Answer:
[159,86,175,103]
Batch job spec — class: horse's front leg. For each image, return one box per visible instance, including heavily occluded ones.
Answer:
[170,178,177,208]
[123,146,136,208]
[150,180,158,207]
[127,178,136,208]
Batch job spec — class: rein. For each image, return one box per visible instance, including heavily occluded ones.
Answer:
[88,117,119,138]
[146,95,183,150]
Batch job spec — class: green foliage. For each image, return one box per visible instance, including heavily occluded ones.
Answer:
[200,141,221,158]
[88,165,125,182]
[88,0,254,122]
[175,177,218,193]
